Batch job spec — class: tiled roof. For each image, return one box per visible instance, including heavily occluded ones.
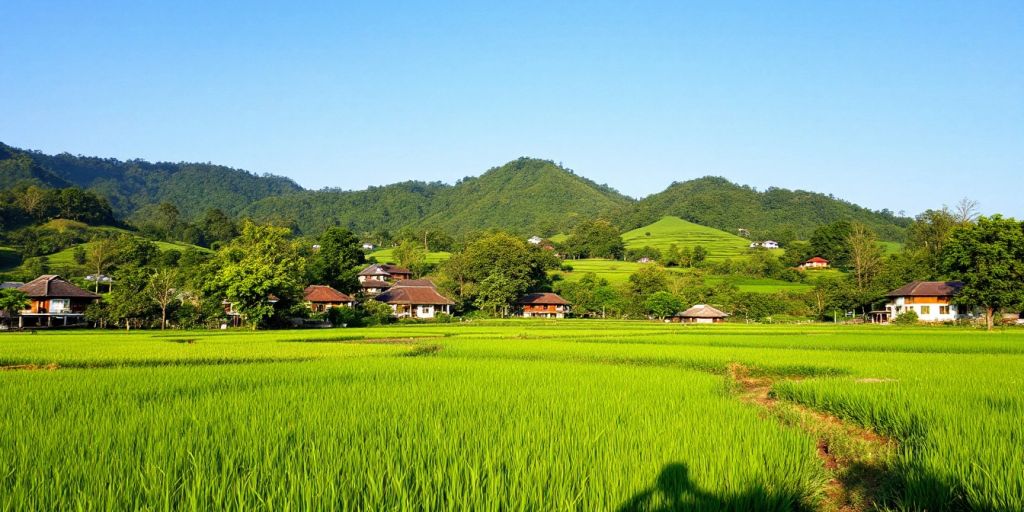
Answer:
[515,292,569,305]
[304,285,353,303]
[675,304,729,318]
[358,263,411,277]
[806,257,829,264]
[887,281,963,298]
[360,279,391,289]
[17,275,100,299]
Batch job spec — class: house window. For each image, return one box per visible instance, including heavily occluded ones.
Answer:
[50,299,70,313]
[939,306,950,315]
[920,306,931,315]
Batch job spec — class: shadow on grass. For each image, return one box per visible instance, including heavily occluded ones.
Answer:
[618,463,812,512]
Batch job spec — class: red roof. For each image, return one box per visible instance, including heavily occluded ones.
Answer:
[515,292,569,306]
[887,281,963,298]
[375,280,454,305]
[360,279,391,289]
[304,285,353,303]
[806,257,829,264]
[18,275,99,299]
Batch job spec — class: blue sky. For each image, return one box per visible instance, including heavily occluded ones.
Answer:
[2,1,1022,217]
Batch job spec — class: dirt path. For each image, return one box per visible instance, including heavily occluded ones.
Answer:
[727,363,897,512]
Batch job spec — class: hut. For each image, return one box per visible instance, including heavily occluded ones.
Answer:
[672,304,729,324]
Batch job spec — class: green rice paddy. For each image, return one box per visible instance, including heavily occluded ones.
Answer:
[2,322,1020,511]
[623,216,754,261]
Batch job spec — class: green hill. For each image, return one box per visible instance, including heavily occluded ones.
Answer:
[625,176,910,242]
[623,216,752,261]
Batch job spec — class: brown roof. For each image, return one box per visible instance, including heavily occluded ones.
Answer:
[675,304,729,318]
[887,281,963,298]
[304,285,353,303]
[360,279,391,289]
[516,292,569,306]
[375,280,455,305]
[18,275,100,299]
[358,263,412,277]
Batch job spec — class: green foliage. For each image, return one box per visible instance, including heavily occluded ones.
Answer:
[208,222,306,329]
[810,221,854,267]
[942,215,1024,329]
[359,300,394,326]
[392,240,427,270]
[892,309,919,325]
[0,289,29,321]
[644,291,683,319]
[305,228,365,293]
[563,219,625,259]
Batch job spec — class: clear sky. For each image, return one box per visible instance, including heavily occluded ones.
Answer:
[2,1,1022,217]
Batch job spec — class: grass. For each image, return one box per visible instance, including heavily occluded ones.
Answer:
[622,216,754,261]
[1,322,1022,510]
[555,259,813,292]
[368,248,452,264]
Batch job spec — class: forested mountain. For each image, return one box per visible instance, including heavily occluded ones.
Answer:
[624,177,911,242]
[0,142,301,218]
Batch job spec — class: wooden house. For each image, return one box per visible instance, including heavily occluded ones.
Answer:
[672,304,729,324]
[303,285,354,313]
[358,264,412,284]
[880,281,965,323]
[374,279,454,319]
[515,293,570,318]
[16,275,99,327]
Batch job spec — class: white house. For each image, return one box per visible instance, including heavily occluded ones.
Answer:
[527,236,544,245]
[761,240,780,249]
[361,243,376,250]
[374,279,454,319]
[883,281,966,323]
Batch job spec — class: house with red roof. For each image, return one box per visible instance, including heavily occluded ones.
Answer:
[303,285,354,313]
[515,292,570,318]
[800,256,830,269]
[358,263,413,296]
[374,279,454,319]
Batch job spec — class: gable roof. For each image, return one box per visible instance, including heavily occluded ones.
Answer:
[806,257,829,264]
[360,279,391,289]
[375,279,455,305]
[358,263,411,277]
[887,281,963,298]
[516,292,569,306]
[18,275,100,299]
[675,304,729,318]
[303,285,353,303]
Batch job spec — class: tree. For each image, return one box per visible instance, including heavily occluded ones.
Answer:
[847,223,884,292]
[692,246,708,266]
[107,265,158,330]
[563,219,625,259]
[0,289,29,326]
[475,273,519,316]
[209,221,306,330]
[907,208,957,275]
[306,227,365,293]
[942,215,1024,330]
[953,198,980,224]
[392,240,427,270]
[645,291,683,319]
[628,266,669,297]
[198,208,238,247]
[147,268,180,330]
[810,221,854,267]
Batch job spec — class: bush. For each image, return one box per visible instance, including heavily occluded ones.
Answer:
[893,310,919,325]
[560,263,574,272]
[328,306,364,327]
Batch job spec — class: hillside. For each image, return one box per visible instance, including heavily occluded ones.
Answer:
[0,142,302,218]
[625,177,911,241]
[622,216,751,261]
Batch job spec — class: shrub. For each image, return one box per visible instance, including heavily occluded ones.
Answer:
[893,310,919,325]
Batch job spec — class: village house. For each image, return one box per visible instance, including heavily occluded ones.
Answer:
[515,292,570,318]
[672,304,729,324]
[361,243,376,250]
[801,257,830,269]
[16,275,100,327]
[750,241,780,249]
[374,279,454,319]
[877,281,966,323]
[527,236,544,245]
[358,263,413,296]
[303,285,354,313]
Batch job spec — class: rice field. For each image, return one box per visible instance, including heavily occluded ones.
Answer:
[1,322,1021,511]
[622,216,754,261]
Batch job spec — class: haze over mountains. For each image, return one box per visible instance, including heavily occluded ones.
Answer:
[0,142,910,241]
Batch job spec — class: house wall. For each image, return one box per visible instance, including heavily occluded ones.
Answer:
[520,304,567,319]
[888,297,961,322]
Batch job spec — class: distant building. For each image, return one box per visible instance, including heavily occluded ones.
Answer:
[761,240,780,249]
[878,281,966,323]
[303,285,354,313]
[800,257,830,269]
[361,243,376,250]
[527,236,544,245]
[374,279,454,319]
[16,275,100,327]
[358,263,412,285]
[636,257,653,264]
[672,304,729,324]
[515,293,570,318]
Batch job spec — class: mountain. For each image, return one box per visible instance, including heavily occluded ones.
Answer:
[0,142,302,218]
[624,177,910,241]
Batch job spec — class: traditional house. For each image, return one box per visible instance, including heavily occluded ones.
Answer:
[801,257,830,269]
[16,275,99,327]
[303,285,354,313]
[672,304,729,324]
[515,292,570,318]
[880,281,965,323]
[358,263,412,284]
[359,279,391,296]
[374,279,454,319]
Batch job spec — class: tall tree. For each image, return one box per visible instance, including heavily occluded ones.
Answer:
[847,223,884,292]
[942,215,1024,330]
[147,268,180,330]
[392,240,427,270]
[306,227,365,293]
[209,221,306,329]
[810,221,854,267]
[86,237,118,292]
[563,219,625,259]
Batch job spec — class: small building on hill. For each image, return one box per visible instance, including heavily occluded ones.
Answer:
[358,263,412,284]
[16,275,99,327]
[801,257,830,269]
[303,285,354,313]
[515,293,570,318]
[672,304,729,324]
[374,279,454,319]
[527,236,544,245]
[880,281,965,323]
